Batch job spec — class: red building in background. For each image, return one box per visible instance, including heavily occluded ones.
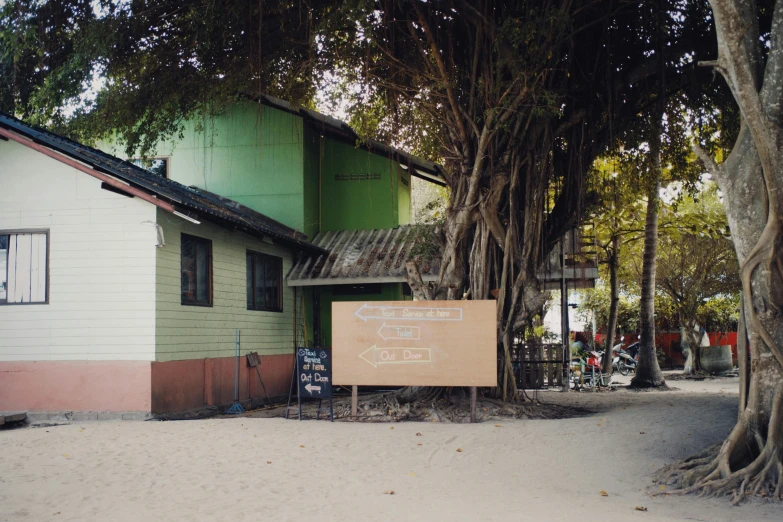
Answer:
[584,331,738,368]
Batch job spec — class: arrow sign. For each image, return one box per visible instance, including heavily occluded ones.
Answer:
[358,346,432,368]
[304,383,321,394]
[377,322,420,341]
[354,303,463,322]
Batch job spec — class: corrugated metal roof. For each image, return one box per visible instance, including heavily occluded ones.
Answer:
[287,226,442,286]
[0,112,326,255]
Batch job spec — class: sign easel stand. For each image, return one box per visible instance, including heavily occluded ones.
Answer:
[470,386,477,423]
[351,385,358,419]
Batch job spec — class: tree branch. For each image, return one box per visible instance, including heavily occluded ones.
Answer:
[412,2,470,149]
[405,261,431,300]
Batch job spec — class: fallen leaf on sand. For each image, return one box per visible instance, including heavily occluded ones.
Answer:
[254,434,257,438]
[409,472,416,477]
[384,490,395,495]
[659,485,666,490]
[415,432,422,436]
[494,424,502,427]
[417,443,423,446]
[266,461,272,464]
[63,454,69,458]
[300,445,305,448]
[390,426,395,430]
[600,491,608,497]
[640,432,645,434]
[597,423,602,426]
[456,448,463,453]
[635,506,648,512]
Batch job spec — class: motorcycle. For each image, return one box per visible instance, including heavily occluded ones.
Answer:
[612,343,638,376]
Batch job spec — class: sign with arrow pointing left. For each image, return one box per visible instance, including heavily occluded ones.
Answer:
[332,300,497,387]
[296,347,332,399]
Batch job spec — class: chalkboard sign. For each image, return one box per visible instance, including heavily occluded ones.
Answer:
[296,347,332,399]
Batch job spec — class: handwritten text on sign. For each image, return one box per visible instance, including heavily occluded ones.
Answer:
[297,348,332,398]
[333,300,497,387]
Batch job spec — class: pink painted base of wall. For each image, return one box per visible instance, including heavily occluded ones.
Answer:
[0,360,151,412]
[150,354,293,414]
[0,355,293,415]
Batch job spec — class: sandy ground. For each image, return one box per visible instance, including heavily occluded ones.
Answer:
[1,373,780,522]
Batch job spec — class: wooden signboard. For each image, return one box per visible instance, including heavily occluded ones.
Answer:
[332,300,497,387]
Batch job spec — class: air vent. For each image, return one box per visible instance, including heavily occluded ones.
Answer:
[335,173,381,181]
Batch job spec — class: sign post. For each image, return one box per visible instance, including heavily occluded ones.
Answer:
[333,300,497,422]
[287,347,333,421]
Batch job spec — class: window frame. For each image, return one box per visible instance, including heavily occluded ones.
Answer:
[246,250,283,313]
[0,229,50,306]
[130,156,170,179]
[180,233,213,307]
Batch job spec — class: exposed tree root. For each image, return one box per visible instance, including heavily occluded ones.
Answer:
[296,391,589,423]
[627,381,670,390]
[654,386,783,504]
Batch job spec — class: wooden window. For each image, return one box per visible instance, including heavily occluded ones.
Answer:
[181,234,212,306]
[0,231,49,305]
[246,251,282,312]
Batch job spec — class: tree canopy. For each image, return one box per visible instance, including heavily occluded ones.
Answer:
[0,0,740,399]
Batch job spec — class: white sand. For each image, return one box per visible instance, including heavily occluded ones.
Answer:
[1,375,779,522]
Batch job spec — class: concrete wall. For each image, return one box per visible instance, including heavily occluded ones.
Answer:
[0,138,157,412]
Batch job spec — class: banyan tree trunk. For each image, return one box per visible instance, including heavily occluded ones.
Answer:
[656,0,783,500]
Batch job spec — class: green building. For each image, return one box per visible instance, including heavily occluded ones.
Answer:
[108,96,444,350]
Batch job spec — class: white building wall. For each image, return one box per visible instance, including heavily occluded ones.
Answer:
[0,139,158,361]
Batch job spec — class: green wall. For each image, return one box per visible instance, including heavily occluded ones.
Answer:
[105,101,415,236]
[155,209,296,361]
[302,126,322,238]
[152,103,308,233]
[318,139,406,231]
[398,167,412,225]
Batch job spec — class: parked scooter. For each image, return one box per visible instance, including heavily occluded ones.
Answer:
[611,343,638,376]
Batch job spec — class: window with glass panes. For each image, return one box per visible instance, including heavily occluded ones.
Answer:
[180,234,212,306]
[246,251,282,312]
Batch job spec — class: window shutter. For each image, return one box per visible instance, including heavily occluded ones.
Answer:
[6,233,47,304]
